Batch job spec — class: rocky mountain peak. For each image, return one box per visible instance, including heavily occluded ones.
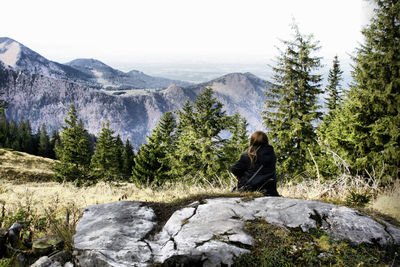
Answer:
[66,58,119,74]
[67,58,110,68]
[187,72,267,102]
[0,37,22,68]
[0,37,92,81]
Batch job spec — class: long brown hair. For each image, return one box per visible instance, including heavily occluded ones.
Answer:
[248,131,269,166]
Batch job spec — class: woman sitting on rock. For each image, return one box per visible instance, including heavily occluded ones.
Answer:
[231,131,280,196]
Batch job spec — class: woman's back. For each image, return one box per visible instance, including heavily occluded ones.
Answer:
[231,131,280,196]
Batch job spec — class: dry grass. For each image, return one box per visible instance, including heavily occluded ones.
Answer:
[0,148,54,183]
[370,180,400,221]
[278,174,380,202]
[1,177,398,231]
[278,174,400,221]
[0,148,399,227]
[0,149,238,234]
[0,180,234,210]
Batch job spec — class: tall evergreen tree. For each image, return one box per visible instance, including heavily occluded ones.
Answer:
[0,111,8,147]
[49,129,60,159]
[132,111,176,186]
[90,122,120,181]
[53,104,92,184]
[0,90,6,114]
[315,56,345,179]
[325,55,344,115]
[115,134,124,176]
[263,24,323,178]
[18,118,34,154]
[122,139,135,180]
[8,120,19,150]
[38,123,52,157]
[223,113,249,166]
[322,0,400,180]
[170,88,231,182]
[0,90,6,147]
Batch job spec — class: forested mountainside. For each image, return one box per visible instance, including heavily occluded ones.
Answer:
[0,62,271,148]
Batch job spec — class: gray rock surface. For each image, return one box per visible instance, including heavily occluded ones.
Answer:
[73,198,400,266]
[73,201,156,267]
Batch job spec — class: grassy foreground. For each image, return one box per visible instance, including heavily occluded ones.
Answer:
[1,148,399,266]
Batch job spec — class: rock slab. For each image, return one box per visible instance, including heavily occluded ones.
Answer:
[73,198,400,266]
[73,201,156,267]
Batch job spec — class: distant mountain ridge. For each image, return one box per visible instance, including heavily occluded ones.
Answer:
[182,72,273,130]
[65,58,191,89]
[0,38,272,147]
[0,37,191,89]
[0,37,92,83]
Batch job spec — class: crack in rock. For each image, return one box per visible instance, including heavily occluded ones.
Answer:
[230,208,242,220]
[310,209,329,229]
[380,220,400,245]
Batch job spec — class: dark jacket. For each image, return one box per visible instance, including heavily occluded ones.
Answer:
[231,144,279,196]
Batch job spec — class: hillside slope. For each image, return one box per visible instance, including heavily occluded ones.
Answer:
[0,148,54,182]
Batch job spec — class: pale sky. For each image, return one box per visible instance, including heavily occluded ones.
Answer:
[2,0,373,71]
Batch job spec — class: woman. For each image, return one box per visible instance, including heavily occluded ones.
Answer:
[231,131,280,196]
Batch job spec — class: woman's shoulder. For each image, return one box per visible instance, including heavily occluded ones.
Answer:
[240,152,251,161]
[259,144,275,154]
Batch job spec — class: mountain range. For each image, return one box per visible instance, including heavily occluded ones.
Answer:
[0,37,272,148]
[0,37,191,89]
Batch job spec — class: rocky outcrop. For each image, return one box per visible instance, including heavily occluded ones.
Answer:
[72,197,400,266]
[73,201,156,266]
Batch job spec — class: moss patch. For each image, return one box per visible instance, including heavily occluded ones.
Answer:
[233,218,399,267]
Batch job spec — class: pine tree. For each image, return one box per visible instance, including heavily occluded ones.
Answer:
[132,111,176,186]
[314,56,345,179]
[325,55,344,114]
[170,88,231,182]
[263,24,323,179]
[49,129,60,159]
[322,0,400,180]
[38,123,52,157]
[0,90,6,114]
[223,113,249,166]
[90,122,120,181]
[0,89,7,145]
[0,111,8,147]
[115,134,124,176]
[53,104,92,185]
[8,120,19,150]
[122,139,135,180]
[18,118,34,154]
